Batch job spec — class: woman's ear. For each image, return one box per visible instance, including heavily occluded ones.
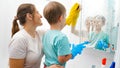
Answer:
[26,13,33,21]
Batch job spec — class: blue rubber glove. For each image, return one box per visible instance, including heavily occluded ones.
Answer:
[71,41,90,59]
[82,41,90,45]
[96,40,108,50]
[69,41,90,48]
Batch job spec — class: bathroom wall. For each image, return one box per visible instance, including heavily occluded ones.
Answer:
[114,0,120,67]
[114,25,120,68]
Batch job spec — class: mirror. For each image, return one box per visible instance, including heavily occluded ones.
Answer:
[78,0,119,52]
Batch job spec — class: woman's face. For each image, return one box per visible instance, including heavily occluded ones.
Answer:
[33,8,42,26]
[85,19,90,29]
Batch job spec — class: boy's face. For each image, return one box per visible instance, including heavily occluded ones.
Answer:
[63,13,66,24]
[94,19,103,30]
[90,19,95,27]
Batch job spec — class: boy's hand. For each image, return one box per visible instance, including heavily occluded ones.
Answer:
[96,40,108,49]
[71,41,90,59]
[66,3,81,27]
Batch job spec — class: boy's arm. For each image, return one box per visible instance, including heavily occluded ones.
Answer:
[57,36,71,64]
[58,54,72,64]
[58,41,89,64]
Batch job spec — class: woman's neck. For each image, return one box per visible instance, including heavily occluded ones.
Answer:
[24,23,36,38]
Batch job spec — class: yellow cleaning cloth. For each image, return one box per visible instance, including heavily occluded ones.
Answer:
[66,3,81,27]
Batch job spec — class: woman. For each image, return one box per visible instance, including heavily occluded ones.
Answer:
[9,3,63,68]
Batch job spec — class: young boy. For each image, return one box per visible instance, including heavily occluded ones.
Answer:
[42,1,88,68]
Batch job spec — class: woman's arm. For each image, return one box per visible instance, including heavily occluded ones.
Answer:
[71,26,79,36]
[9,58,25,68]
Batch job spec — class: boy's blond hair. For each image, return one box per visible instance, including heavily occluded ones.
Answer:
[43,1,66,25]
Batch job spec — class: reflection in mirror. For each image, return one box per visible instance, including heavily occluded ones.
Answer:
[87,15,110,51]
[78,0,119,52]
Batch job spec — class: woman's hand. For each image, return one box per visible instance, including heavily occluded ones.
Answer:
[48,64,64,68]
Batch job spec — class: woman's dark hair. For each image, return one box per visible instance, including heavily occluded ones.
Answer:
[11,3,35,37]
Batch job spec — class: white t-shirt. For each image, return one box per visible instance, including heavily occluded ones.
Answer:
[9,29,45,68]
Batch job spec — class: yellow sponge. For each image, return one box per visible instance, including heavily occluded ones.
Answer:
[66,3,81,27]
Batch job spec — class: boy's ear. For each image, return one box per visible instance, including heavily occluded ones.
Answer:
[26,13,33,21]
[58,15,63,22]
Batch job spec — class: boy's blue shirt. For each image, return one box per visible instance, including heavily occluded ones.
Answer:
[88,31,109,50]
[42,30,71,67]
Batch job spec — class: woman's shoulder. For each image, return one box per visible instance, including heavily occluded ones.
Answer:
[9,30,28,48]
[12,29,26,39]
[11,29,29,44]
[36,28,48,36]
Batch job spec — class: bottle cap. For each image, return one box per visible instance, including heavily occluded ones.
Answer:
[102,58,107,65]
[110,61,115,68]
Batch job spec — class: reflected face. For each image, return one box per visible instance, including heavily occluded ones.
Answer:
[90,19,95,27]
[86,17,95,27]
[85,19,90,29]
[94,19,103,30]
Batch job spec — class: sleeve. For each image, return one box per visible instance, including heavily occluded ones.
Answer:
[36,29,47,36]
[9,38,27,59]
[56,36,71,56]
[105,34,109,45]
